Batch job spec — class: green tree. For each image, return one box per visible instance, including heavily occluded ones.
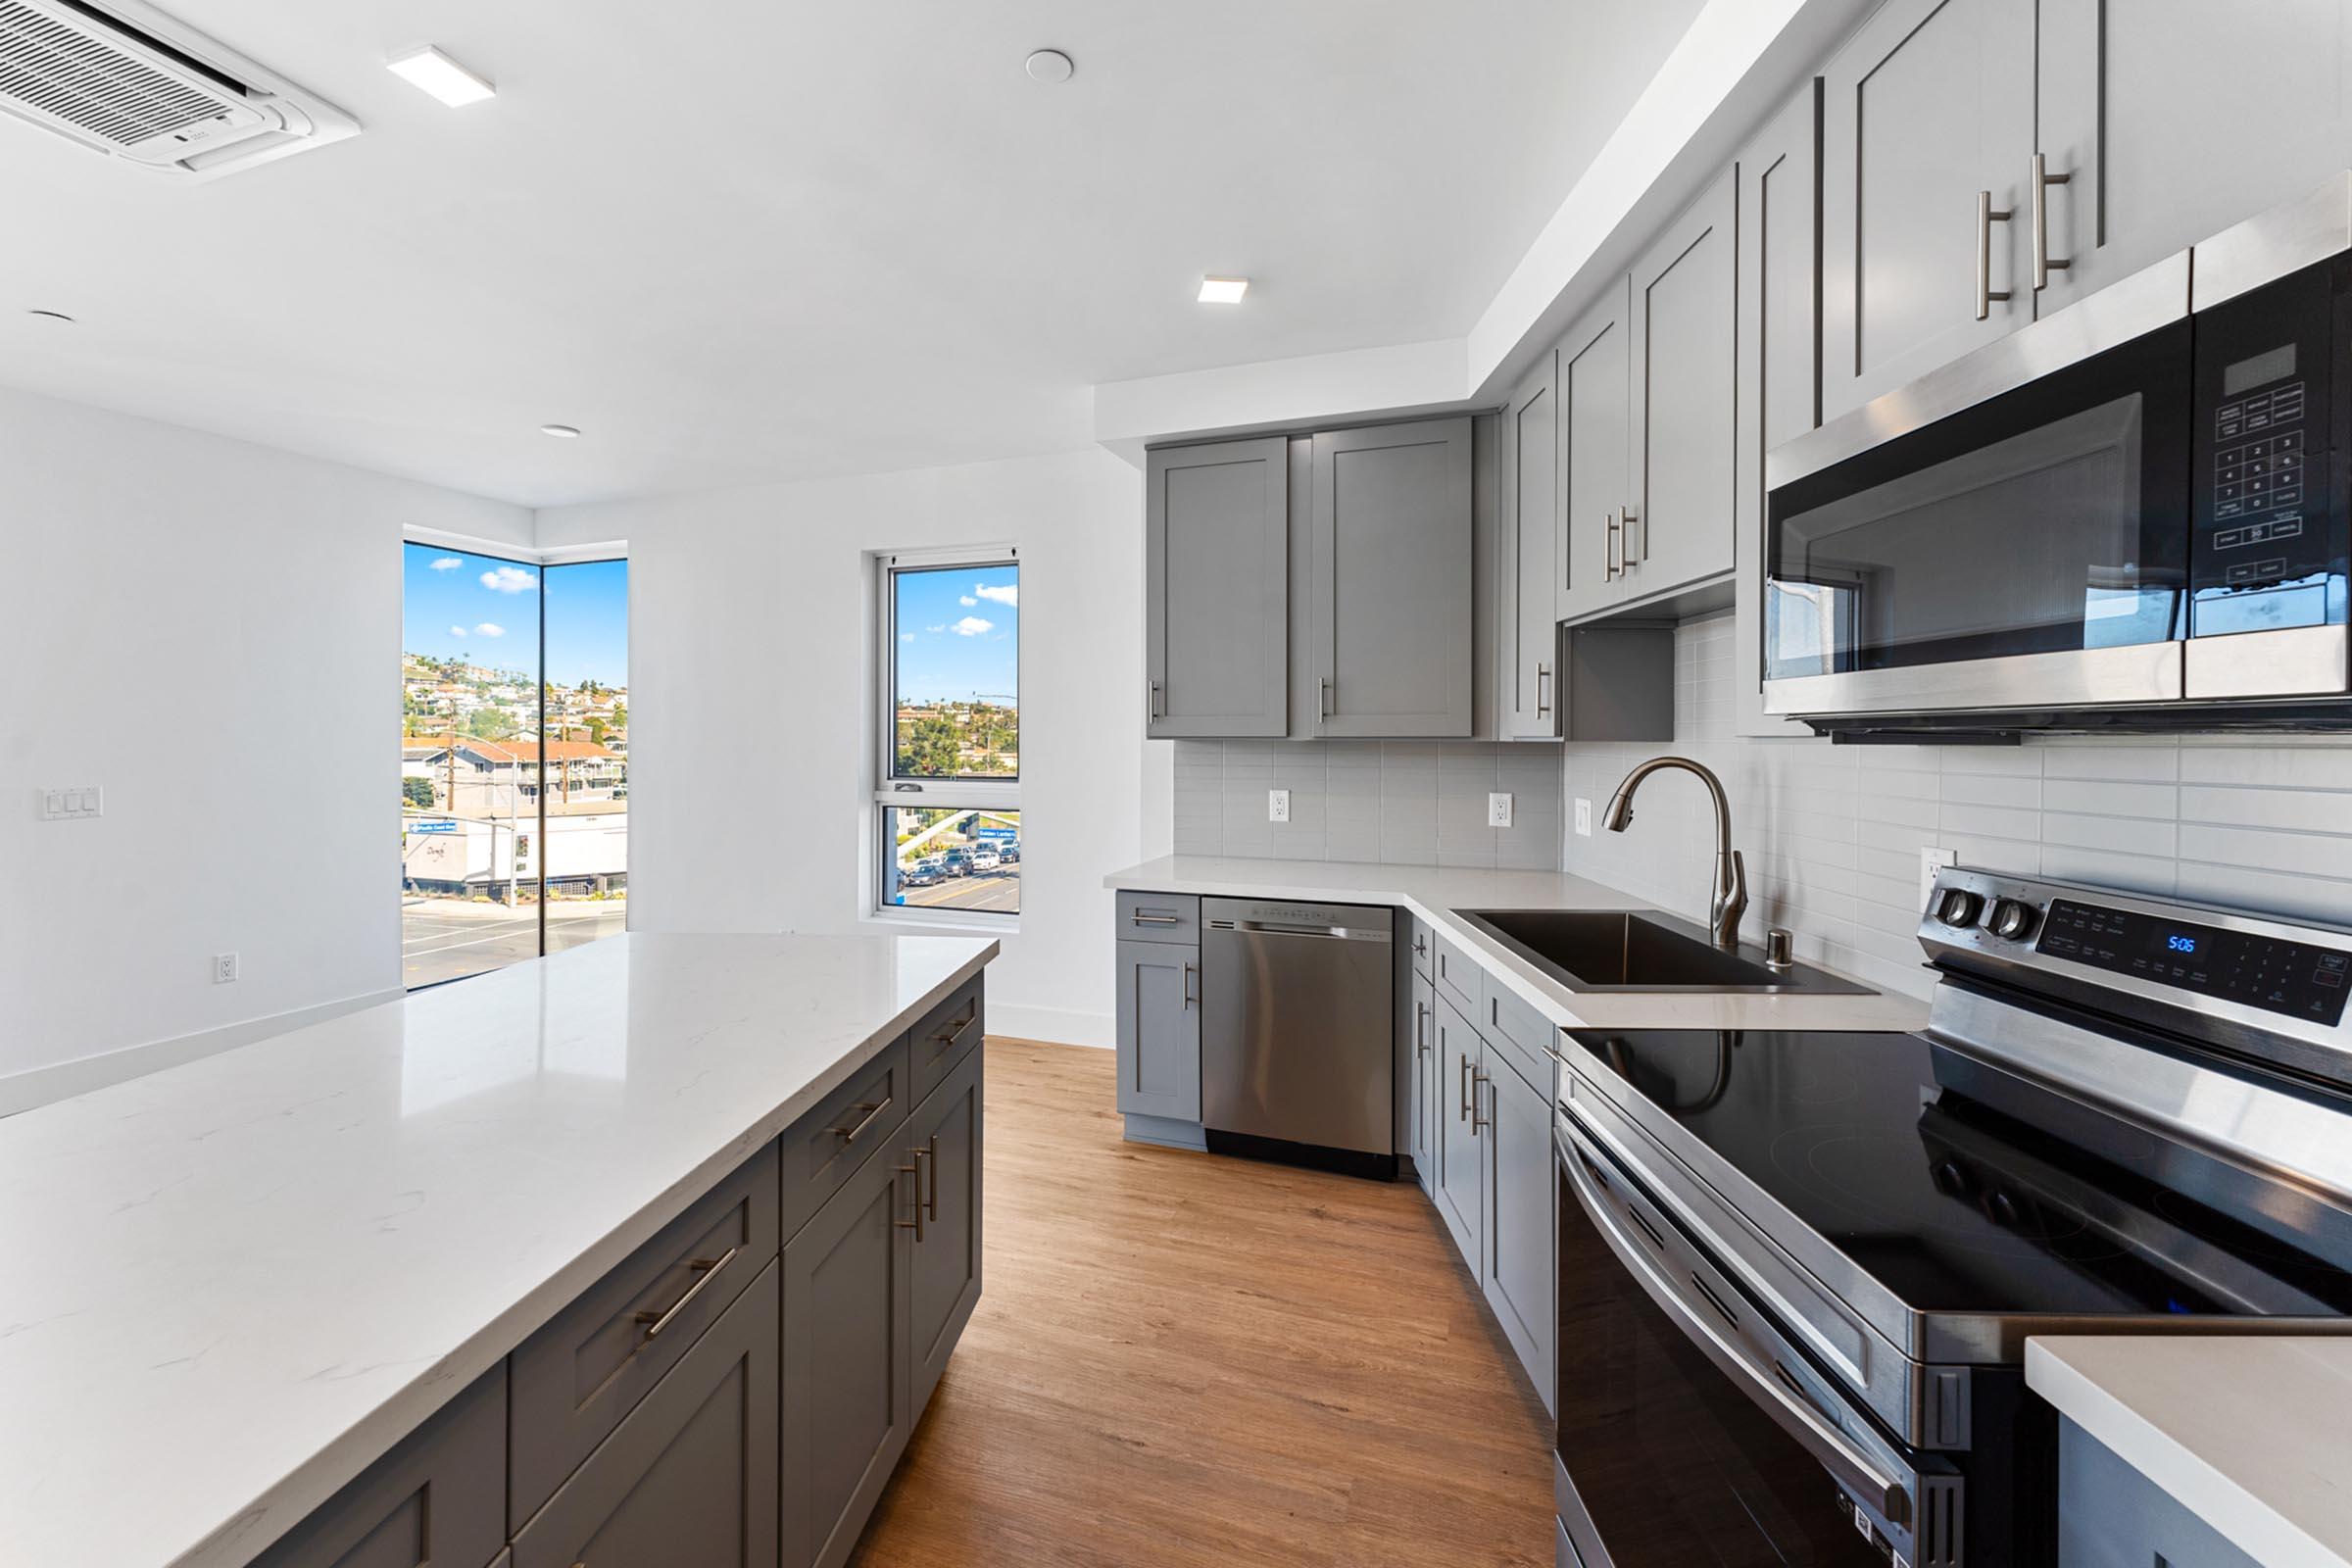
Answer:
[466,707,520,741]
[611,703,627,730]
[585,716,610,744]
[897,712,961,776]
[402,776,436,808]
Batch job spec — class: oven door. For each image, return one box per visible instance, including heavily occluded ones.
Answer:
[1553,1112,1961,1567]
[1763,274,2192,721]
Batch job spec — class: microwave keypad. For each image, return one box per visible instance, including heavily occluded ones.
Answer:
[2212,382,2307,523]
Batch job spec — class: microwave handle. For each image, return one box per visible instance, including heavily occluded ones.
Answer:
[1557,1118,1909,1525]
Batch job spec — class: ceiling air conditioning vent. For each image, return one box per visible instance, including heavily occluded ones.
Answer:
[0,0,357,179]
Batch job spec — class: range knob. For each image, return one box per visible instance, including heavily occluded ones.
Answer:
[1935,888,1984,928]
[1987,899,2039,942]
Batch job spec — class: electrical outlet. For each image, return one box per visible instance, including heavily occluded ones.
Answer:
[1267,788,1290,823]
[213,952,238,985]
[1575,798,1593,837]
[1488,792,1513,828]
[1920,847,1958,909]
[40,785,102,820]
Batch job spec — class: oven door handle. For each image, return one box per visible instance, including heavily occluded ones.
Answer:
[1556,1122,1910,1526]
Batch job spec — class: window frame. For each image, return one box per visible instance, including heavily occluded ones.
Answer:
[870,545,1020,924]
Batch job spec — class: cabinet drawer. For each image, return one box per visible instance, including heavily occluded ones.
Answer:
[511,1259,780,1568]
[253,1364,506,1568]
[1483,981,1560,1096]
[1117,890,1200,945]
[510,1140,780,1527]
[908,973,985,1106]
[782,1037,912,1241]
[1432,928,1483,1018]
[1404,912,1434,980]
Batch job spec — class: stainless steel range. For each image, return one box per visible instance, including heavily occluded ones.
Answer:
[1550,867,2352,1567]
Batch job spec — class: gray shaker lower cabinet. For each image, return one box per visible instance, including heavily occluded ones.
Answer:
[511,1259,780,1568]
[781,1126,916,1568]
[1431,996,1484,1265]
[1480,1046,1556,1416]
[252,1364,508,1568]
[907,1041,984,1416]
[1409,967,1438,1197]
[2057,1417,2260,1568]
[1114,936,1201,1125]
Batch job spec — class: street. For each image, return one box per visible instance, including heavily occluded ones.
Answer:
[403,898,627,989]
[898,867,1020,914]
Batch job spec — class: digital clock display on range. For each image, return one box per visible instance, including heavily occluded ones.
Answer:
[2035,900,2352,1026]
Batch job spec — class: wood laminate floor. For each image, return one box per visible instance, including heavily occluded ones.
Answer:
[852,1038,1555,1567]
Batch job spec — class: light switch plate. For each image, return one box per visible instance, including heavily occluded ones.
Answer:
[1920,846,1958,909]
[1574,798,1592,837]
[1267,788,1290,823]
[41,785,102,820]
[1488,792,1513,828]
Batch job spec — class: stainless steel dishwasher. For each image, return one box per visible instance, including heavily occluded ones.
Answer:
[1200,897,1396,1179]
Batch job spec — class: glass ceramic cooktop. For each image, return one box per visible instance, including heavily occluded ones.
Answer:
[1570,1027,2352,1321]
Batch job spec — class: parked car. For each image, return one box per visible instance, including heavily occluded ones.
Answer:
[941,847,976,876]
[967,844,1003,873]
[899,858,943,888]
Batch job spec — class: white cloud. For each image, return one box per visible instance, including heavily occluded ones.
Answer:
[951,615,994,636]
[900,632,914,642]
[428,557,464,572]
[449,624,467,637]
[925,623,946,634]
[958,595,978,607]
[479,565,538,594]
[973,582,1017,608]
[475,622,506,637]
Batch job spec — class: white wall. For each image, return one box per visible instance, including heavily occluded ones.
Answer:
[536,448,1163,1048]
[0,388,533,1110]
[1560,613,2352,1000]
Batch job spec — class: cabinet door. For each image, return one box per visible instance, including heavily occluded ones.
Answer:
[1629,169,1739,598]
[1431,997,1484,1265]
[782,1137,914,1568]
[907,1043,983,1418]
[1309,418,1474,737]
[1113,938,1200,1122]
[511,1263,779,1568]
[1415,971,1440,1200]
[1820,0,2038,420]
[1481,1048,1556,1416]
[1146,437,1289,737]
[2037,0,2352,316]
[1555,278,1634,624]
[1403,968,1437,1187]
[1734,80,1826,739]
[1501,350,1564,738]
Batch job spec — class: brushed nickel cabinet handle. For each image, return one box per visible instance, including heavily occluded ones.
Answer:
[1472,1069,1492,1133]
[925,1134,940,1219]
[1976,189,2014,320]
[933,1004,978,1046]
[895,1156,926,1241]
[633,1246,740,1343]
[2031,152,2072,290]
[1415,1001,1429,1057]
[831,1095,893,1145]
[1605,509,1623,579]
[1536,662,1551,716]
[1183,960,1198,1008]
[1623,503,1643,564]
[1318,674,1334,723]
[1413,933,1427,956]
[1130,910,1180,925]
[1458,1054,1473,1122]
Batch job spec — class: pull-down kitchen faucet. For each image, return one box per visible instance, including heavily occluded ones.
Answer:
[1603,757,1747,951]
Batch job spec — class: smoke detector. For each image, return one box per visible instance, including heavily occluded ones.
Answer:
[0,0,359,179]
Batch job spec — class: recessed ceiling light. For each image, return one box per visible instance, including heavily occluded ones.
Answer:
[1198,276,1250,305]
[1024,49,1074,84]
[25,309,74,323]
[540,423,581,439]
[387,46,496,108]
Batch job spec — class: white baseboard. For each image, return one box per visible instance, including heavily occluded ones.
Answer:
[0,988,403,1117]
[987,1001,1111,1050]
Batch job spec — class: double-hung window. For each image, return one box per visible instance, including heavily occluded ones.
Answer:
[875,549,1020,919]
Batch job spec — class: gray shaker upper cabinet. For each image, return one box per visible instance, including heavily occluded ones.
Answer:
[1627,168,1739,599]
[1820,0,2038,421]
[1145,437,1289,738]
[1309,417,1475,737]
[1500,350,1565,738]
[1555,277,1634,625]
[1735,80,1827,739]
[2035,0,2352,316]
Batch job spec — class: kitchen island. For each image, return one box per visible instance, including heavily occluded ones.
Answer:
[0,930,994,1568]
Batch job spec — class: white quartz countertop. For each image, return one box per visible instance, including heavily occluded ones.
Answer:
[1106,856,1930,1037]
[0,931,995,1568]
[2029,1336,2352,1568]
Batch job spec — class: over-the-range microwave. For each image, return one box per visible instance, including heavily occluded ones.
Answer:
[1764,174,2352,737]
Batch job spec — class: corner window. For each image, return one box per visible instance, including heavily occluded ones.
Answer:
[876,553,1019,917]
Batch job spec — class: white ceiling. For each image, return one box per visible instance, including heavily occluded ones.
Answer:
[0,0,1705,508]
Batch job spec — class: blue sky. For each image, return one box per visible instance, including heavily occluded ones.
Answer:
[401,545,629,688]
[895,564,1017,706]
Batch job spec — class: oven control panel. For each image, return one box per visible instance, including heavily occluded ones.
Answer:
[2034,899,2350,1026]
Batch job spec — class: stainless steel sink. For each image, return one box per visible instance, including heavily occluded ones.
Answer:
[1451,908,1874,995]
